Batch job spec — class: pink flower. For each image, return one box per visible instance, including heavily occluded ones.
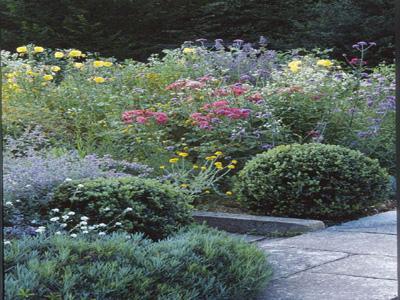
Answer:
[231,84,247,96]
[136,116,148,124]
[154,112,168,124]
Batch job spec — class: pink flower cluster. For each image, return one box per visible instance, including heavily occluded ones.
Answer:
[190,101,251,129]
[122,110,168,125]
[166,79,205,90]
[211,84,248,97]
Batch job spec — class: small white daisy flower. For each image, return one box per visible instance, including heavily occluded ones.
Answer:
[70,233,77,238]
[50,217,60,222]
[98,232,106,236]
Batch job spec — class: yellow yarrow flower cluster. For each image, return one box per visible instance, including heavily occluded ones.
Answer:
[51,66,61,72]
[93,77,106,83]
[69,49,82,57]
[183,48,196,55]
[34,46,44,53]
[205,155,217,161]
[43,74,54,81]
[288,60,302,73]
[214,162,223,170]
[54,51,64,58]
[177,152,189,157]
[16,46,28,53]
[317,59,333,68]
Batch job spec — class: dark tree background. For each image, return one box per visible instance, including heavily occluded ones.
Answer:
[0,0,394,63]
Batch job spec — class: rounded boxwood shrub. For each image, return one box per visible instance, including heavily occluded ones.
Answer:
[5,226,272,300]
[50,177,192,240]
[235,143,389,219]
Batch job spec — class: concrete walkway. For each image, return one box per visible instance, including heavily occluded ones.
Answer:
[257,210,398,300]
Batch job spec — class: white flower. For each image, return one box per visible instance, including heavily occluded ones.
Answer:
[124,207,133,213]
[70,233,77,238]
[4,240,11,245]
[82,230,89,234]
[98,232,106,236]
[62,215,70,220]
[88,226,95,230]
[51,208,60,213]
[80,226,87,230]
[35,226,46,233]
[67,211,75,216]
[55,231,62,235]
[31,220,37,224]
[80,221,87,226]
[115,222,122,226]
[65,178,72,182]
[102,207,111,212]
[98,223,107,227]
[50,217,60,222]
[80,216,89,221]
[60,223,68,228]
[5,201,13,206]
[25,184,32,188]
[77,184,84,188]
[15,199,21,203]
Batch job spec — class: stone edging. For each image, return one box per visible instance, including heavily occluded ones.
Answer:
[193,211,325,235]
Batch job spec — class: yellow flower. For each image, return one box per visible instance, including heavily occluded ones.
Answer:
[34,46,44,53]
[43,74,54,81]
[183,48,196,55]
[74,62,84,69]
[69,49,82,57]
[225,191,233,196]
[205,155,217,161]
[231,160,238,165]
[54,51,64,58]
[16,46,27,53]
[180,184,189,188]
[204,190,210,194]
[193,165,199,169]
[93,60,105,68]
[288,60,302,73]
[214,162,223,169]
[183,146,189,151]
[103,61,113,67]
[159,165,165,169]
[93,76,106,83]
[169,158,179,163]
[227,165,235,169]
[317,59,333,68]
[201,166,207,171]
[214,151,223,156]
[178,152,189,157]
[51,66,61,72]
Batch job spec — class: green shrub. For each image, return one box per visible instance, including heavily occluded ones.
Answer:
[5,226,272,300]
[235,143,389,219]
[50,177,192,240]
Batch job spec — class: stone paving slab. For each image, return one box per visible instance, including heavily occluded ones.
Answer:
[259,230,397,256]
[327,210,396,235]
[263,246,349,280]
[257,210,397,299]
[310,254,397,280]
[258,272,397,300]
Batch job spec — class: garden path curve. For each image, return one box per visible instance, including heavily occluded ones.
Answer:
[256,210,397,300]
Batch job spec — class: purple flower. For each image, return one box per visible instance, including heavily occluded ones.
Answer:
[261,144,273,150]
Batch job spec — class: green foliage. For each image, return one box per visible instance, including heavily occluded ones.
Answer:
[235,143,390,219]
[50,177,193,240]
[1,0,394,63]
[5,226,272,300]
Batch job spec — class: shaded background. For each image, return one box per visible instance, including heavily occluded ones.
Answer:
[0,0,395,64]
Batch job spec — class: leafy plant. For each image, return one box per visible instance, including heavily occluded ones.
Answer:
[235,143,390,219]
